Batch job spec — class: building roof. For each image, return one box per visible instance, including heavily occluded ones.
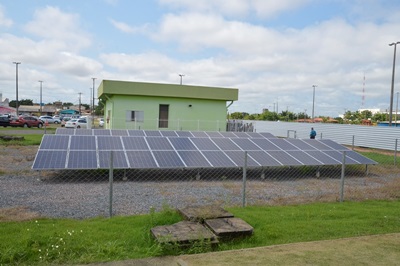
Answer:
[98,80,239,101]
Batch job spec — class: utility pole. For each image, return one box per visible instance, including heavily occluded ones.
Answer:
[38,80,43,115]
[92,77,96,126]
[78,92,82,114]
[312,85,317,123]
[13,62,21,116]
[389,42,400,126]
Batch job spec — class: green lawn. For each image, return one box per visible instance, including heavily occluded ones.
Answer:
[1,200,399,265]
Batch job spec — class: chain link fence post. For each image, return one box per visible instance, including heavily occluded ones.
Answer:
[394,139,398,166]
[242,151,247,207]
[109,151,114,218]
[340,150,346,202]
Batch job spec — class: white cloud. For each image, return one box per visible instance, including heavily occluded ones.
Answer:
[0,5,12,27]
[109,18,149,34]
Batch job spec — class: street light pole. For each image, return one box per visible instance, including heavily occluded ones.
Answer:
[92,77,96,126]
[38,80,43,115]
[312,85,317,123]
[179,74,185,85]
[389,41,400,126]
[13,62,21,116]
[396,92,399,127]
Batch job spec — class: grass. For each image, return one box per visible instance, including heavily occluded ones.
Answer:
[1,200,399,265]
[0,134,43,146]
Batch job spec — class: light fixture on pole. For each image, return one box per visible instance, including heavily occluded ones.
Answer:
[312,85,317,122]
[13,62,21,116]
[38,80,43,115]
[389,41,400,126]
[179,74,185,85]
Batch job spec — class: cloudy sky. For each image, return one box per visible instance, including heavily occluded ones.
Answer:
[0,0,399,117]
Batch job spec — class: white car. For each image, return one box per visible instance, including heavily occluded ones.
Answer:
[65,118,87,129]
[39,115,61,124]
[99,118,104,127]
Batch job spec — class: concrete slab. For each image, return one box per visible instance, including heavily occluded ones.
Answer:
[205,217,254,238]
[151,221,219,245]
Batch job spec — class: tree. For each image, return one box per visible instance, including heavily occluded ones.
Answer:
[9,99,33,107]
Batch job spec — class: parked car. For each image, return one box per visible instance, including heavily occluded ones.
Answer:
[61,117,71,127]
[99,118,104,127]
[39,115,61,124]
[10,116,43,128]
[65,118,87,129]
[0,115,11,127]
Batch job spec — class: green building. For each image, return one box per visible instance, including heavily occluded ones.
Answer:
[98,80,238,131]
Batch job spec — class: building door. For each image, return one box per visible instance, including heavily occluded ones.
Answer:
[159,104,169,128]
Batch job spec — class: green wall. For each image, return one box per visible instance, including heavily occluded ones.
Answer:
[104,95,228,131]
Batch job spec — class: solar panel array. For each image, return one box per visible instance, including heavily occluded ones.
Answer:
[32,130,377,170]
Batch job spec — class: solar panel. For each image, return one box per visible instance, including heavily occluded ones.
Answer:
[98,151,128,168]
[70,136,96,150]
[97,136,123,150]
[177,151,212,167]
[33,130,377,170]
[68,151,97,169]
[32,150,67,169]
[152,151,185,168]
[169,137,198,150]
[40,135,69,150]
[126,151,158,168]
[259,132,277,138]
[122,136,149,150]
[211,138,241,150]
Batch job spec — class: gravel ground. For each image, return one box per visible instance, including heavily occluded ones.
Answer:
[0,145,398,219]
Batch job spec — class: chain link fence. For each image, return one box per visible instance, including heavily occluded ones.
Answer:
[1,137,399,219]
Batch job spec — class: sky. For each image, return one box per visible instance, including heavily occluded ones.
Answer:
[0,0,400,117]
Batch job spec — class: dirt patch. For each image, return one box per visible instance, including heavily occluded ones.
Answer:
[0,206,41,222]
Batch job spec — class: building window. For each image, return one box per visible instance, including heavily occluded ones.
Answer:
[126,110,144,122]
[159,104,169,128]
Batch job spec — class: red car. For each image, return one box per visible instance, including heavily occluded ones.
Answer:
[10,116,43,128]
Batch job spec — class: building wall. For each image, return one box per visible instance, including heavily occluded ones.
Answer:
[104,95,228,131]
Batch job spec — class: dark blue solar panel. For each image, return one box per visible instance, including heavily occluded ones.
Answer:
[97,136,123,150]
[176,131,194,137]
[68,151,97,169]
[285,151,323,165]
[169,137,197,150]
[266,151,303,166]
[285,139,317,150]
[212,138,241,150]
[190,138,220,150]
[259,132,277,138]
[268,139,299,150]
[98,151,128,168]
[231,138,261,151]
[122,137,149,150]
[234,132,264,138]
[111,129,129,136]
[322,151,359,164]
[247,151,282,167]
[144,130,162,137]
[55,128,74,135]
[224,151,260,167]
[160,131,178,137]
[146,137,174,150]
[247,138,280,151]
[191,131,208,138]
[70,136,96,150]
[93,129,111,136]
[302,139,334,150]
[126,151,158,168]
[177,151,211,167]
[345,151,377,164]
[219,132,238,138]
[152,151,185,168]
[319,139,349,151]
[205,131,223,138]
[127,130,145,136]
[202,151,237,167]
[32,150,67,169]
[40,135,69,150]
[304,151,342,165]
[74,129,93,135]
